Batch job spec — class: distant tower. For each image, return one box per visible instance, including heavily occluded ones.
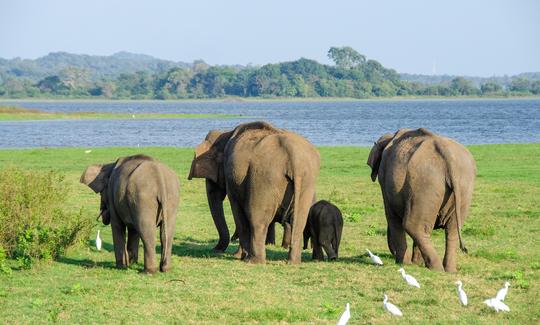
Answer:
[432,59,437,75]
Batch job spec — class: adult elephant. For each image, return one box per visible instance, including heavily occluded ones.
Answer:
[81,154,180,274]
[188,121,319,264]
[186,128,290,253]
[367,128,476,272]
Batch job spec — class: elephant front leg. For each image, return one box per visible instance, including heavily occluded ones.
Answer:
[282,222,292,249]
[411,241,424,266]
[111,220,129,269]
[127,228,140,265]
[265,222,276,245]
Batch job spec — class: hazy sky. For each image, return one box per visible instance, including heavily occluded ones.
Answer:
[1,0,539,76]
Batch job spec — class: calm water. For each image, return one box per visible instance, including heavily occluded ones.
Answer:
[0,99,539,148]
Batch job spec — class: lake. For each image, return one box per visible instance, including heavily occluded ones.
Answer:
[0,99,539,148]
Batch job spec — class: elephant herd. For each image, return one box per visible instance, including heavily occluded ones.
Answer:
[81,121,476,274]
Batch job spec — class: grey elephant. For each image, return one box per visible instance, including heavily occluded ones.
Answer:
[188,121,320,264]
[303,200,343,261]
[81,154,180,274]
[187,128,292,253]
[367,128,476,272]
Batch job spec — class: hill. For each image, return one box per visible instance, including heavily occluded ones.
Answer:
[0,51,191,82]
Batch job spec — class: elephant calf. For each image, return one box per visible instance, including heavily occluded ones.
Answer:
[81,154,180,274]
[303,200,343,261]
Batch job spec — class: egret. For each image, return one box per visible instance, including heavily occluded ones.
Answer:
[484,298,510,312]
[337,303,350,325]
[495,281,510,301]
[366,249,383,266]
[398,268,420,288]
[455,280,468,306]
[84,150,92,154]
[383,294,403,317]
[96,230,102,251]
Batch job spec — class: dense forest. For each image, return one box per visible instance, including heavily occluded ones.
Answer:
[1,47,539,99]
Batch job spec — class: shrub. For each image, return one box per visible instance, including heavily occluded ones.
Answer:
[0,167,92,269]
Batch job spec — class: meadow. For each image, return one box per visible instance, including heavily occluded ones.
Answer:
[0,144,539,324]
[0,106,240,120]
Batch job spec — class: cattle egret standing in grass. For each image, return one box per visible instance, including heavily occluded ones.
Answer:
[398,268,420,288]
[337,303,350,325]
[366,249,383,266]
[383,294,403,317]
[96,230,102,251]
[484,297,510,312]
[455,281,468,306]
[495,281,510,301]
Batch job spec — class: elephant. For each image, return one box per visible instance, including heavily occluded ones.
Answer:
[186,128,292,253]
[367,128,476,272]
[303,200,343,261]
[81,154,180,274]
[188,121,320,264]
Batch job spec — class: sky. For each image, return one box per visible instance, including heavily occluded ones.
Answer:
[1,0,539,76]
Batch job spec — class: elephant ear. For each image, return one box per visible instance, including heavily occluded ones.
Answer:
[80,163,114,193]
[188,130,232,187]
[367,134,393,182]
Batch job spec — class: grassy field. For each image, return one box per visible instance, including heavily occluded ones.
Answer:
[0,106,242,120]
[0,144,539,324]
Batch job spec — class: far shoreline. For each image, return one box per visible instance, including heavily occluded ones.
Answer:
[1,95,540,104]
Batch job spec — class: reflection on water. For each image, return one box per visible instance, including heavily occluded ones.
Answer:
[0,99,539,148]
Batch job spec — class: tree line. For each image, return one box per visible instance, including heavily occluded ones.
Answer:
[1,47,539,99]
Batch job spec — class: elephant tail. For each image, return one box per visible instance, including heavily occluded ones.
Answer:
[437,142,468,254]
[156,165,172,255]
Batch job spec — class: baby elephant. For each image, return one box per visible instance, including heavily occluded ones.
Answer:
[81,154,180,274]
[303,200,343,261]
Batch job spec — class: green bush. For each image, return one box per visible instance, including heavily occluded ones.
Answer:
[0,167,92,269]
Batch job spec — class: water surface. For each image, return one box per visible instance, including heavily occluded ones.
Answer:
[0,99,539,148]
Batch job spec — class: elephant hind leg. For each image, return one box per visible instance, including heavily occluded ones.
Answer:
[288,183,315,265]
[403,200,443,271]
[443,225,459,272]
[387,214,407,265]
[229,195,249,260]
[321,239,337,261]
[159,208,177,273]
[111,219,129,269]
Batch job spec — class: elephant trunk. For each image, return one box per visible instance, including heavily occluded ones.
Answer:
[205,179,229,252]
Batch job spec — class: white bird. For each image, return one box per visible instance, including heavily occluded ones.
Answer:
[366,249,383,266]
[398,268,420,288]
[484,298,510,312]
[383,294,403,317]
[336,303,350,325]
[95,230,102,251]
[495,281,510,301]
[455,280,468,306]
[84,149,92,154]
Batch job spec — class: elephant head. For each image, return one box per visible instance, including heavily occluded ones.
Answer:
[367,133,394,182]
[80,162,115,225]
[187,129,233,252]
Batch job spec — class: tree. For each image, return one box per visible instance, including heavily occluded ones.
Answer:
[450,77,478,96]
[480,82,503,95]
[327,47,366,69]
[509,77,531,93]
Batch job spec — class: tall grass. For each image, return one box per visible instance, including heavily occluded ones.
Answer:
[0,167,92,269]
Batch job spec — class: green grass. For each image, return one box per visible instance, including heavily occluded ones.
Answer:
[0,106,242,120]
[0,144,539,324]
